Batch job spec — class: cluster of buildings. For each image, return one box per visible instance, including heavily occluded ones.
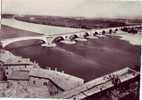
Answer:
[0,49,84,97]
[0,50,139,99]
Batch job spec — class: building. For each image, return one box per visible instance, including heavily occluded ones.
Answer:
[6,70,29,86]
[0,49,85,97]
[29,68,84,96]
[3,60,84,96]
[4,62,39,85]
[4,63,36,77]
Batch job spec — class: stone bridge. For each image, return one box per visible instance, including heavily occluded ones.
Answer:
[0,25,141,48]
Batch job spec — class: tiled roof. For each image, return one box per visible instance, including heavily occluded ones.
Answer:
[29,68,84,91]
[7,71,29,80]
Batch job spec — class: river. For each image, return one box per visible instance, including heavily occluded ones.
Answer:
[0,19,141,81]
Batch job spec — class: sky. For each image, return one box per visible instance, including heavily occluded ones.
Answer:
[2,0,142,18]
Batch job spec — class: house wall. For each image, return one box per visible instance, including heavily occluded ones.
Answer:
[5,65,33,78]
[29,76,63,96]
[29,77,50,87]
[8,80,29,86]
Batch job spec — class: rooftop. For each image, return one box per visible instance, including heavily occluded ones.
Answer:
[7,70,29,80]
[29,68,84,91]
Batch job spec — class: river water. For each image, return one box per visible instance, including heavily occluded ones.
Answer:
[1,19,141,81]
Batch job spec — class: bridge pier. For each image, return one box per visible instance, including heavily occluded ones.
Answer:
[41,42,56,47]
[41,37,57,47]
[75,38,87,42]
[60,40,76,45]
[84,31,98,39]
[74,32,88,42]
[60,36,76,45]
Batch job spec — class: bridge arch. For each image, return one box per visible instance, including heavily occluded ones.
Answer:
[109,29,112,34]
[74,32,90,39]
[8,39,45,48]
[115,28,118,32]
[102,30,106,35]
[93,32,99,36]
[83,32,89,38]
[69,34,78,40]
[52,36,64,43]
[113,28,118,33]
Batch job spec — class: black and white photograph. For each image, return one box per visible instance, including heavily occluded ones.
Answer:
[0,0,142,100]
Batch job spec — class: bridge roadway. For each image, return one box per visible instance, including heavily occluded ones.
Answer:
[0,25,141,48]
[53,67,139,99]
